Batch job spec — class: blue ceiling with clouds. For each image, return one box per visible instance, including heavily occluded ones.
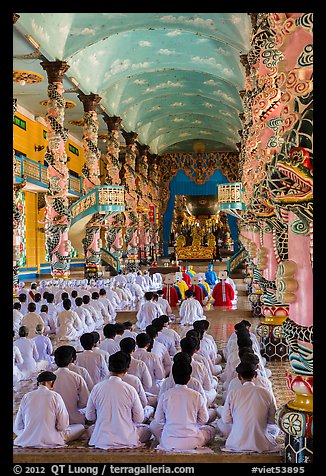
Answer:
[14,13,251,154]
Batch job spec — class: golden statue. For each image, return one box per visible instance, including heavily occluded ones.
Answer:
[176,234,186,248]
[192,228,202,246]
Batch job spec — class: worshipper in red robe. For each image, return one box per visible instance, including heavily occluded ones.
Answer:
[188,276,205,306]
[181,266,191,286]
[162,275,180,307]
[212,271,234,308]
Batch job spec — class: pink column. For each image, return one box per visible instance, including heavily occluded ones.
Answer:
[263,230,278,280]
[40,60,71,279]
[288,211,313,327]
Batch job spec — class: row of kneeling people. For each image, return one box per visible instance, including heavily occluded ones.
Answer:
[14,317,280,453]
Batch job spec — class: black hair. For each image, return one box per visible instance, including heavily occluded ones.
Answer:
[18,293,27,302]
[34,293,41,302]
[13,302,21,310]
[241,352,259,366]
[152,317,164,331]
[159,315,169,324]
[92,292,99,300]
[71,290,78,298]
[234,322,246,332]
[120,337,136,354]
[43,291,49,299]
[136,332,151,348]
[18,325,29,337]
[37,371,56,383]
[91,331,101,345]
[186,329,203,341]
[27,302,36,312]
[83,295,90,304]
[115,323,125,335]
[238,346,254,359]
[185,289,194,298]
[40,304,48,313]
[156,290,164,295]
[144,291,154,301]
[193,320,209,331]
[63,299,72,310]
[61,292,69,300]
[46,293,54,303]
[103,323,117,339]
[173,351,191,364]
[240,320,251,328]
[237,333,253,349]
[146,324,158,339]
[172,360,192,385]
[99,288,106,296]
[109,351,130,373]
[75,297,83,306]
[54,345,74,367]
[180,336,199,355]
[122,321,133,329]
[80,333,95,350]
[236,361,256,380]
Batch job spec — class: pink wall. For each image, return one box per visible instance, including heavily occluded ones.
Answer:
[263,231,278,280]
[288,211,313,326]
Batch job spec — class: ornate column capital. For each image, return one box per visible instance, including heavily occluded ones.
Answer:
[122,130,138,146]
[137,143,150,158]
[102,114,122,131]
[13,13,20,24]
[40,60,69,83]
[77,92,102,112]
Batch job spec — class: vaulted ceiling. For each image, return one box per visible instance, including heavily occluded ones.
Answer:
[13,13,251,154]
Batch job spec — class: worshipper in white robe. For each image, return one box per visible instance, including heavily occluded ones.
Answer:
[152,272,163,290]
[56,299,84,342]
[32,293,43,314]
[89,292,107,328]
[126,275,144,307]
[74,297,95,333]
[13,302,24,335]
[224,321,261,361]
[149,359,216,450]
[146,325,172,377]
[14,326,40,378]
[14,371,85,448]
[104,281,122,309]
[21,302,45,339]
[33,324,53,369]
[39,304,56,335]
[55,291,69,310]
[45,293,58,328]
[66,345,94,392]
[13,333,24,385]
[151,317,177,357]
[158,352,217,424]
[70,290,78,310]
[86,352,151,449]
[143,270,153,289]
[216,362,280,453]
[26,282,38,304]
[76,333,109,384]
[180,336,217,406]
[135,271,149,291]
[186,330,220,385]
[193,320,222,365]
[119,337,153,397]
[120,321,138,340]
[91,331,110,368]
[156,290,176,320]
[99,288,116,323]
[188,328,222,377]
[100,323,120,355]
[160,315,181,351]
[136,291,161,330]
[114,271,128,286]
[113,282,131,308]
[179,289,206,326]
[82,295,102,330]
[114,323,126,345]
[133,333,165,397]
[152,293,165,316]
[53,346,89,425]
[18,293,29,315]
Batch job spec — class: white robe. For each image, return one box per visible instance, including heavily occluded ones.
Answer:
[128,356,153,392]
[67,362,94,392]
[13,309,24,335]
[13,344,24,385]
[221,381,280,453]
[156,331,177,356]
[33,335,53,367]
[152,339,172,376]
[76,350,109,384]
[157,296,173,316]
[56,310,83,341]
[75,306,95,333]
[158,375,207,405]
[162,327,181,350]
[86,376,148,449]
[133,348,165,395]
[99,338,120,355]
[39,311,56,334]
[99,296,116,322]
[179,298,205,326]
[14,385,71,448]
[82,303,101,329]
[53,367,89,424]
[14,337,39,377]
[136,301,160,330]
[21,312,45,339]
[150,384,214,450]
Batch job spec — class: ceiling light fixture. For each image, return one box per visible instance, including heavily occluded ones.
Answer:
[25,34,40,50]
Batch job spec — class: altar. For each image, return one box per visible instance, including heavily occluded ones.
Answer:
[176,245,214,260]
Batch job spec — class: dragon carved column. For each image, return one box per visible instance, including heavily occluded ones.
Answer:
[13,97,23,295]
[122,130,139,263]
[102,115,124,262]
[78,92,103,279]
[40,60,72,279]
[148,153,161,259]
[136,144,150,262]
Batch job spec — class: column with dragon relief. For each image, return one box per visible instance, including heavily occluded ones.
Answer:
[40,61,72,279]
[78,92,103,279]
[122,131,139,263]
[102,115,124,261]
[148,153,161,261]
[136,144,151,262]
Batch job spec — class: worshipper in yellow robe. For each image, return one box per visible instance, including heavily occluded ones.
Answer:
[174,272,189,299]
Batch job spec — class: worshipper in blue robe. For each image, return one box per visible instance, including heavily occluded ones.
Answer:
[205,264,218,288]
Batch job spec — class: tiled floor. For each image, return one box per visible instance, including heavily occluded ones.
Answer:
[13,262,292,463]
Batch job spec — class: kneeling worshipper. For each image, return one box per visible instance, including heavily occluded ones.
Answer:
[56,299,84,342]
[149,359,216,451]
[179,289,206,326]
[205,264,218,289]
[136,291,160,330]
[216,362,280,454]
[13,332,24,385]
[155,290,176,322]
[188,275,207,306]
[86,351,152,449]
[13,302,24,335]
[212,270,235,309]
[21,302,45,339]
[162,275,180,308]
[14,326,45,379]
[174,272,189,300]
[14,371,85,448]
[33,324,53,370]
[76,333,109,385]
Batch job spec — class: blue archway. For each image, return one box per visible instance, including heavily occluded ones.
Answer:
[162,169,239,257]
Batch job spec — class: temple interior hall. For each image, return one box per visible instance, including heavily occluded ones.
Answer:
[12,13,313,467]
